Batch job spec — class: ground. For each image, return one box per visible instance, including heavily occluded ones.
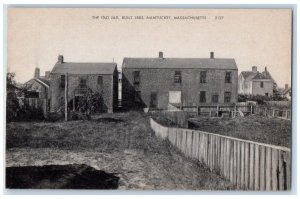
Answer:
[188,115,291,148]
[6,111,235,190]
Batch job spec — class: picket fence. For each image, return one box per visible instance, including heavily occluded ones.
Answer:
[150,118,291,190]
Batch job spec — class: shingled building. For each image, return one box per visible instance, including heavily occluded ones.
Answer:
[122,52,238,110]
[49,55,118,113]
[238,66,274,96]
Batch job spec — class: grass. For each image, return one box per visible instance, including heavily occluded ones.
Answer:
[6,111,235,190]
[188,115,291,148]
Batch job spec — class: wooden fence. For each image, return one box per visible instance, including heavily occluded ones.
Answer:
[253,106,291,120]
[150,118,291,190]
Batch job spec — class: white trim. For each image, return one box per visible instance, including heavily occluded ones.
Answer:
[34,78,49,89]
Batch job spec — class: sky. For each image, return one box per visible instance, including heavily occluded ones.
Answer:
[7,8,292,88]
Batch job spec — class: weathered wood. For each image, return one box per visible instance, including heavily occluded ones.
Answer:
[260,146,266,191]
[284,151,291,190]
[265,147,272,191]
[254,144,260,190]
[198,133,204,163]
[237,141,241,189]
[226,139,231,179]
[176,129,182,149]
[249,143,254,190]
[244,142,249,189]
[240,142,245,188]
[230,140,234,182]
[181,130,187,154]
[186,130,193,157]
[278,151,285,190]
[192,131,199,159]
[233,140,237,184]
[271,149,279,191]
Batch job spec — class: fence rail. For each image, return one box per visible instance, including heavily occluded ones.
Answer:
[173,104,291,120]
[150,118,291,190]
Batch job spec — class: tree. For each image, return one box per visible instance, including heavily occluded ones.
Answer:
[6,73,23,122]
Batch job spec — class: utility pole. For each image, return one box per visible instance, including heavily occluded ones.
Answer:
[65,72,68,121]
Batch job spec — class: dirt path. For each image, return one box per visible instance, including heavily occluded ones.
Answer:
[6,111,235,190]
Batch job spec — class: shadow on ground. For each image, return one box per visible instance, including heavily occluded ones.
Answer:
[6,164,119,189]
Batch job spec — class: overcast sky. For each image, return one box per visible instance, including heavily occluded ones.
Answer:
[7,8,292,87]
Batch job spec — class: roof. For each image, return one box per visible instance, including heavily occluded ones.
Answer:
[122,58,237,70]
[279,87,291,95]
[24,77,50,89]
[52,62,117,75]
[241,71,273,81]
[37,77,50,87]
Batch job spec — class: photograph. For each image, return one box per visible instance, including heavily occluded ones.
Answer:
[5,7,292,191]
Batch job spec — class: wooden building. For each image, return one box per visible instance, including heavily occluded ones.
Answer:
[122,52,238,110]
[49,55,118,113]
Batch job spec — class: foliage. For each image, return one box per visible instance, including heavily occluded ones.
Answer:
[6,72,45,122]
[238,93,288,105]
[76,91,103,117]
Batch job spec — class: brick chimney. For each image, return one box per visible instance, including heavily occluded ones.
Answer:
[34,67,40,78]
[45,71,50,79]
[159,51,163,59]
[285,84,289,89]
[252,66,257,72]
[58,55,64,63]
[210,52,214,59]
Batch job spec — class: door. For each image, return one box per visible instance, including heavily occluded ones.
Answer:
[150,92,158,108]
[169,91,181,104]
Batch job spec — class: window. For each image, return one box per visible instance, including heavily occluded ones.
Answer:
[80,78,87,87]
[260,82,264,88]
[224,92,231,103]
[133,71,140,84]
[225,72,232,83]
[200,71,207,83]
[174,71,181,83]
[25,91,39,98]
[265,93,269,96]
[60,75,65,88]
[97,76,103,85]
[134,91,141,103]
[212,94,219,103]
[199,91,206,103]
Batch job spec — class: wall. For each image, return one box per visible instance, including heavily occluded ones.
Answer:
[50,72,116,113]
[150,118,291,190]
[252,80,273,96]
[123,68,238,109]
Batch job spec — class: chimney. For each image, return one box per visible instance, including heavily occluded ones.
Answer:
[285,84,289,89]
[265,67,267,72]
[34,67,40,79]
[58,55,64,63]
[159,51,163,59]
[252,66,257,72]
[210,52,214,59]
[45,71,50,79]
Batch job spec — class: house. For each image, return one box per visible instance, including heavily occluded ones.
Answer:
[278,84,291,100]
[238,66,274,96]
[24,67,51,116]
[122,52,238,110]
[49,55,118,113]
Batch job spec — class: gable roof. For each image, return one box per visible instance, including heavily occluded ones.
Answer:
[123,58,237,70]
[241,71,273,81]
[279,87,291,95]
[52,62,117,75]
[37,77,50,87]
